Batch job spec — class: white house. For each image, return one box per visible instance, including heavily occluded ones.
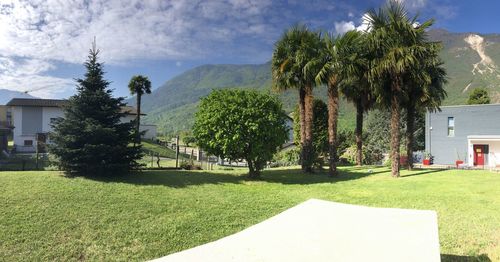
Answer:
[7,98,157,153]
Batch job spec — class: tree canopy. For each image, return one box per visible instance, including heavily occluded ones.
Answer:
[193,89,288,178]
[467,88,491,105]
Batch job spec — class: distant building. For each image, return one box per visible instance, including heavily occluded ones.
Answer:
[425,104,500,168]
[6,98,157,153]
[0,105,13,152]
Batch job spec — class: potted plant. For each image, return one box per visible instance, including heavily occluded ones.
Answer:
[423,151,432,165]
[455,150,464,168]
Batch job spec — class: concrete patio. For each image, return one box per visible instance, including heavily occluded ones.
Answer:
[152,199,440,262]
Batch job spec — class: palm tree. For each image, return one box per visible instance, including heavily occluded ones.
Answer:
[312,30,362,175]
[272,25,322,173]
[336,32,375,166]
[366,0,435,177]
[128,75,152,144]
[404,43,447,170]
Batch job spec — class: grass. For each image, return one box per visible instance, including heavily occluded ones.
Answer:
[141,140,189,159]
[0,166,498,261]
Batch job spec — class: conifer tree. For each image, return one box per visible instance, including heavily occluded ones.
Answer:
[50,42,142,176]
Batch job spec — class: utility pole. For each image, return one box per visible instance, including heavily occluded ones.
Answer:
[175,135,180,168]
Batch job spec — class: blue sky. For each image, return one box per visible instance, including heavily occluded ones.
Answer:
[0,0,499,99]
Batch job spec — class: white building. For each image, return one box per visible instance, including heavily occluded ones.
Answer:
[7,98,157,153]
[426,103,500,168]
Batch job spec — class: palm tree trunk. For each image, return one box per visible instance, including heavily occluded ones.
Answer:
[406,102,415,170]
[136,94,141,144]
[390,81,401,178]
[327,81,339,176]
[303,84,314,173]
[299,87,306,171]
[355,100,363,166]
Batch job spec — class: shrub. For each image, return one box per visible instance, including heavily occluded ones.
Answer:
[271,147,300,167]
[179,160,201,170]
[341,144,384,165]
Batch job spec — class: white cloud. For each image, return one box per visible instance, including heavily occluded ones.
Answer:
[334,21,356,35]
[333,13,370,34]
[0,0,277,64]
[0,57,74,98]
[0,0,280,98]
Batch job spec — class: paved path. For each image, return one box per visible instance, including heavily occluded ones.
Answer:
[152,199,440,262]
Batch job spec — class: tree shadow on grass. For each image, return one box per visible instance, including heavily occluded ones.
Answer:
[260,166,388,185]
[441,254,491,262]
[401,169,445,178]
[85,166,386,188]
[90,170,245,188]
[78,165,449,188]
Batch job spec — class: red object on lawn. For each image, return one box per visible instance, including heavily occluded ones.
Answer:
[455,160,464,168]
[423,159,431,166]
[400,156,407,166]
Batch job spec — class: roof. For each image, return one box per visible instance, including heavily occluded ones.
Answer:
[6,98,144,115]
[438,103,500,109]
[6,98,68,107]
[467,135,500,140]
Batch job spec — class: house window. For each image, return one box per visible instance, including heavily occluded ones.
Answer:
[24,140,33,146]
[447,117,455,137]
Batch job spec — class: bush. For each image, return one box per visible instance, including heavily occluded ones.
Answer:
[179,160,201,170]
[341,144,384,165]
[270,147,300,167]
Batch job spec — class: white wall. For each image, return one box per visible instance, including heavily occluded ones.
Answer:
[12,106,24,148]
[121,114,136,123]
[122,114,156,140]
[488,141,500,168]
[11,106,157,151]
[140,124,157,140]
[42,107,64,134]
[11,106,37,152]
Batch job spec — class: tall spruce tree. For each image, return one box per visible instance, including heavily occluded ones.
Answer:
[50,42,142,176]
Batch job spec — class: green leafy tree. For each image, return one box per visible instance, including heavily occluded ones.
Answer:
[128,75,152,144]
[467,88,490,105]
[366,0,436,177]
[272,25,323,173]
[193,89,288,178]
[50,43,142,176]
[293,99,328,168]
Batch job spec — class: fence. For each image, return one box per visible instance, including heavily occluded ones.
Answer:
[0,153,52,171]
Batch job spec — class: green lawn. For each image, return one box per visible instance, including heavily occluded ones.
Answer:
[141,140,190,159]
[0,167,498,261]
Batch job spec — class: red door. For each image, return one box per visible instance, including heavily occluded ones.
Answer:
[473,145,485,166]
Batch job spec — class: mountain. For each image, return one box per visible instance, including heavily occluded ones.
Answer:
[0,89,36,104]
[132,63,354,135]
[133,29,500,135]
[428,29,500,104]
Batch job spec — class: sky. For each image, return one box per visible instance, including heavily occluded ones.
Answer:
[1,0,500,99]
